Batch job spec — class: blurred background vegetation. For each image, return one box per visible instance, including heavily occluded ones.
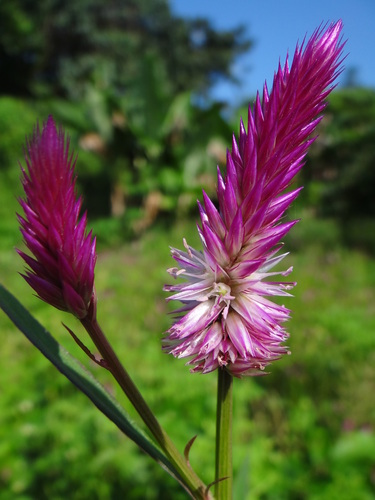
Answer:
[0,1,374,499]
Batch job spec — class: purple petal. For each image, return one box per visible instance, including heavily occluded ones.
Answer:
[163,21,345,376]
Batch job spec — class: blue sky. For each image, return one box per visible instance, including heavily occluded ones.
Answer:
[170,0,374,105]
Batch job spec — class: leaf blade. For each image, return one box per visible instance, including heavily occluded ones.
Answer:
[0,283,181,482]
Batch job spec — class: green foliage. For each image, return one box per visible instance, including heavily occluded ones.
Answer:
[0,0,251,238]
[0,97,39,168]
[304,87,375,252]
[0,91,231,239]
[1,217,375,498]
[0,0,251,99]
[0,23,238,236]
[1,16,374,494]
[0,284,179,485]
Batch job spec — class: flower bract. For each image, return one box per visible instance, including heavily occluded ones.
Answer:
[164,22,345,376]
[18,116,97,320]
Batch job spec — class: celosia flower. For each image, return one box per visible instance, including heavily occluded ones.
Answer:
[18,116,97,320]
[164,22,344,376]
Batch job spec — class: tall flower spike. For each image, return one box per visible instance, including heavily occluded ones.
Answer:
[18,116,97,320]
[164,22,345,377]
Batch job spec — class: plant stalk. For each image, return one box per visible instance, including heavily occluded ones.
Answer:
[215,368,233,499]
[81,316,210,500]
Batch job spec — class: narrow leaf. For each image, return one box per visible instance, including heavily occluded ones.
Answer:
[0,283,180,482]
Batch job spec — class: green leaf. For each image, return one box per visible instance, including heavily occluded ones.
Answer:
[0,283,180,482]
[331,431,375,463]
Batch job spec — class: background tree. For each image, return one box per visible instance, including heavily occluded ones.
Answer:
[0,0,252,238]
[303,87,375,251]
[0,0,251,100]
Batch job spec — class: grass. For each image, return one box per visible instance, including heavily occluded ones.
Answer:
[1,215,375,499]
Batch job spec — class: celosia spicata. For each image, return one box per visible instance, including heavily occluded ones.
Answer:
[164,22,345,376]
[18,116,97,320]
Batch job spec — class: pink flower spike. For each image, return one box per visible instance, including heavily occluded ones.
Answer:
[18,116,97,320]
[164,21,345,377]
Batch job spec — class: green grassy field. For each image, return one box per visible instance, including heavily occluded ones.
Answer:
[1,208,375,499]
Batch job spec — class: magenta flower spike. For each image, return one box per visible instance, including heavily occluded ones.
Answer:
[18,116,97,320]
[164,22,345,377]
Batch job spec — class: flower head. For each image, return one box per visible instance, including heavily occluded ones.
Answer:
[164,22,345,376]
[18,116,97,320]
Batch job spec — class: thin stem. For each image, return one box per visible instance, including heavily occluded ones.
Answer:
[215,368,233,500]
[81,316,210,500]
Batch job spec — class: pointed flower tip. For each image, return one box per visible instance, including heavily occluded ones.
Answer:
[44,114,56,132]
[164,22,345,377]
[18,116,97,320]
[326,19,344,39]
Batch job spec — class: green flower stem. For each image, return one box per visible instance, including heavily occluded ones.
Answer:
[215,369,233,500]
[81,316,210,500]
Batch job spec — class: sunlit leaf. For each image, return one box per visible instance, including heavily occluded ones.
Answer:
[0,283,181,483]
